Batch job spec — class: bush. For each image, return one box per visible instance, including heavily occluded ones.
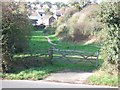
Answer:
[2,2,32,73]
[88,71,118,86]
[55,23,68,37]
[37,24,46,29]
[43,26,56,35]
[98,2,119,73]
[8,56,51,73]
[55,7,78,27]
[54,5,101,43]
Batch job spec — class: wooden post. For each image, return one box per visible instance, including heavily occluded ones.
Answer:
[48,46,53,64]
[96,51,99,66]
[30,52,33,57]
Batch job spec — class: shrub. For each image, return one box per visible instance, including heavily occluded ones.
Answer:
[2,2,32,73]
[55,23,68,37]
[88,71,118,86]
[55,7,78,27]
[55,5,101,43]
[43,26,56,35]
[98,2,119,73]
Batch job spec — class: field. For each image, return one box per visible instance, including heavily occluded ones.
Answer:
[28,30,99,51]
[1,29,118,86]
[2,29,100,77]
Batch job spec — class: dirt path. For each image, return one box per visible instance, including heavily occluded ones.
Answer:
[43,69,93,84]
[45,36,58,46]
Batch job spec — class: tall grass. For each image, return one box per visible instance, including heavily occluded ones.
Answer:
[87,71,118,86]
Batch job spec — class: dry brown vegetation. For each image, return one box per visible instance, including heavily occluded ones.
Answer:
[55,4,102,43]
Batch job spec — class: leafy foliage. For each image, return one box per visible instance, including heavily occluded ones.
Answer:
[55,5,100,42]
[2,2,32,72]
[99,2,119,73]
[2,58,99,80]
[43,1,52,8]
[88,71,118,86]
[54,2,68,9]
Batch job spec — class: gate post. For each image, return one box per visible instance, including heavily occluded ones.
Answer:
[48,46,53,64]
[96,51,99,66]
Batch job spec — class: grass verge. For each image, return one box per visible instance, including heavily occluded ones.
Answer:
[87,70,118,86]
[2,30,103,83]
[2,65,60,80]
[2,59,98,80]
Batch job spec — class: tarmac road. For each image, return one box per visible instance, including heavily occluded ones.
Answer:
[1,80,118,88]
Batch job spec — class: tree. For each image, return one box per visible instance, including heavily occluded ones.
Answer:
[2,2,32,72]
[79,0,91,8]
[43,1,52,8]
[68,0,79,5]
[99,2,119,73]
[54,2,68,9]
[72,2,81,11]
[43,8,50,12]
[79,0,90,5]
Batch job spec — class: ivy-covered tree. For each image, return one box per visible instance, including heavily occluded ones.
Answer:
[2,2,32,72]
[99,2,119,73]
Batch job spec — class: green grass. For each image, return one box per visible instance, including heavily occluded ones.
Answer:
[15,30,99,57]
[3,29,117,87]
[2,66,55,80]
[2,60,98,80]
[28,31,51,51]
[87,71,118,86]
[27,30,99,52]
[3,29,104,83]
[47,34,99,52]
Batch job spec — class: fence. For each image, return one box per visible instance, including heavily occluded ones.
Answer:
[12,49,53,68]
[12,47,99,67]
[49,47,99,66]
